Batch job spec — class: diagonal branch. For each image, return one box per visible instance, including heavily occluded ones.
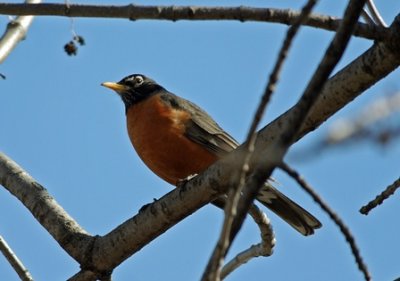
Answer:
[0,0,41,64]
[1,12,399,279]
[220,205,275,280]
[87,9,400,275]
[360,177,400,215]
[0,153,93,263]
[0,3,387,41]
[366,0,387,27]
[0,235,34,281]
[280,162,371,281]
[202,1,318,280]
[361,8,375,25]
[228,0,369,256]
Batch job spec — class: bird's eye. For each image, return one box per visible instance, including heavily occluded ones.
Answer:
[134,75,144,86]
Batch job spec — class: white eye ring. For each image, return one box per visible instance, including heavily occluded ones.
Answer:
[134,75,144,86]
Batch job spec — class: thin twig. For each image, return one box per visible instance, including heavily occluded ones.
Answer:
[248,205,275,256]
[232,0,317,256]
[0,3,386,40]
[276,0,369,148]
[361,9,375,25]
[220,205,275,279]
[0,0,42,64]
[360,177,400,215]
[201,2,318,280]
[326,92,400,144]
[220,244,265,279]
[366,0,387,27]
[279,162,371,281]
[230,0,368,252]
[0,12,398,279]
[201,187,240,281]
[0,235,34,281]
[291,92,400,161]
[248,0,319,139]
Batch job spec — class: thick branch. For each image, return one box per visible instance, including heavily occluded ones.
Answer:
[0,3,387,40]
[86,14,400,273]
[294,15,400,141]
[1,12,399,279]
[0,153,93,263]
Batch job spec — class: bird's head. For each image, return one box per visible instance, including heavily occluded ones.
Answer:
[102,74,164,109]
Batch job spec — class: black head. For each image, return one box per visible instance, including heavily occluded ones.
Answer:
[102,74,164,109]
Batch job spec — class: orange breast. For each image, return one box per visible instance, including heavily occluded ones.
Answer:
[126,94,218,185]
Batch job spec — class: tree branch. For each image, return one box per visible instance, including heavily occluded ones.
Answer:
[280,162,371,281]
[0,3,387,41]
[290,91,400,161]
[0,235,34,281]
[360,177,400,215]
[294,14,400,141]
[366,0,387,27]
[1,12,399,279]
[202,0,318,279]
[0,153,93,263]
[87,5,399,276]
[228,0,369,258]
[0,0,41,64]
[220,205,275,280]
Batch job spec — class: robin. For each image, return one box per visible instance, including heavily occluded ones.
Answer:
[102,74,321,236]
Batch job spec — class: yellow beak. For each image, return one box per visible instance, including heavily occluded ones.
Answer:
[101,82,128,92]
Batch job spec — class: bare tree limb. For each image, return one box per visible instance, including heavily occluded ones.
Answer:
[229,0,368,256]
[366,0,387,27]
[1,12,399,278]
[294,16,400,141]
[202,1,318,280]
[0,152,93,263]
[220,205,275,280]
[361,9,375,25]
[0,3,388,41]
[0,235,34,281]
[67,15,400,270]
[279,162,371,281]
[360,177,400,215]
[220,244,266,279]
[248,205,275,256]
[0,0,41,64]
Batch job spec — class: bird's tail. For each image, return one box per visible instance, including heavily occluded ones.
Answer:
[256,184,322,236]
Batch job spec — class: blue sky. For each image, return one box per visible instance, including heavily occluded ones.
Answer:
[1,1,400,280]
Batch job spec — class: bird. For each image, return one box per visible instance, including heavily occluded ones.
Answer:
[102,74,322,236]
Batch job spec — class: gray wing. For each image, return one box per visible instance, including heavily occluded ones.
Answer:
[160,92,239,157]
